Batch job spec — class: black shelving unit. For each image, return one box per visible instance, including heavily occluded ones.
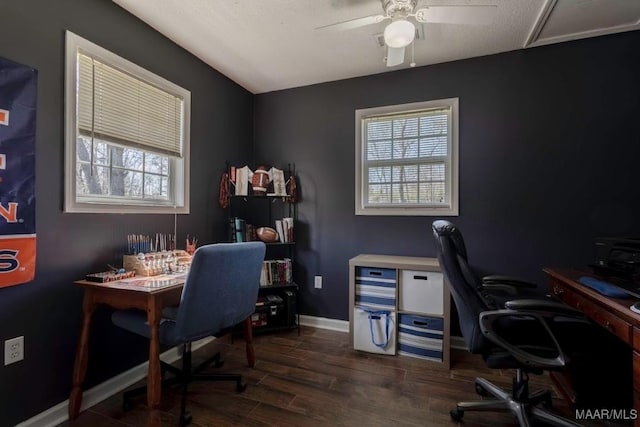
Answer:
[223,162,300,335]
[252,282,298,335]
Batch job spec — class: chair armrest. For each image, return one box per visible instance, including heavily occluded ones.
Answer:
[479,302,586,370]
[504,298,583,317]
[480,283,518,296]
[480,275,538,296]
[479,309,566,369]
[482,275,538,289]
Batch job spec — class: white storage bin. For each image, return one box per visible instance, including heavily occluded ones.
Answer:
[353,306,396,355]
[399,270,443,315]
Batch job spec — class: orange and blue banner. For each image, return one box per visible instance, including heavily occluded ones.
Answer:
[0,57,37,288]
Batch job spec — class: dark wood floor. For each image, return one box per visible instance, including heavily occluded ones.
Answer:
[62,327,604,427]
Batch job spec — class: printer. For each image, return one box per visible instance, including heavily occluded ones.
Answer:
[591,237,640,282]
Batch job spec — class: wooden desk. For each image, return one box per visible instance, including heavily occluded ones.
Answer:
[544,268,640,425]
[68,275,255,420]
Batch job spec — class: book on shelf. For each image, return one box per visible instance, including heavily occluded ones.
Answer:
[259,258,292,286]
[283,217,294,242]
[275,220,285,243]
[229,217,258,243]
[274,217,294,243]
[234,217,244,242]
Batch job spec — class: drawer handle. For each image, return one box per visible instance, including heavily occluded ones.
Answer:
[413,320,431,326]
[413,275,429,281]
[368,271,382,276]
[605,321,613,330]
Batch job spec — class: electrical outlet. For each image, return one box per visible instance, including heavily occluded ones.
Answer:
[314,275,323,289]
[4,336,24,365]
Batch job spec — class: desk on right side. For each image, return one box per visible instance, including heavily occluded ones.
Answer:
[544,267,639,426]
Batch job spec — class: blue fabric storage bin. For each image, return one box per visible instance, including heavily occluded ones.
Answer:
[398,313,444,362]
[355,267,396,310]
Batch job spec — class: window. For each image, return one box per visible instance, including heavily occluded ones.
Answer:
[64,31,190,213]
[355,98,459,216]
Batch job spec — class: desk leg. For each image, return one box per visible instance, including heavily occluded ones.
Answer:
[147,299,162,409]
[243,317,255,368]
[69,294,96,419]
[147,409,162,427]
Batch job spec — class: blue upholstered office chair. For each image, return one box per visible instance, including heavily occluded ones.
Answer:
[112,241,266,426]
[432,220,588,427]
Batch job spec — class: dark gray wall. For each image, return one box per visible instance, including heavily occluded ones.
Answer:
[1,0,639,423]
[254,30,640,321]
[0,0,253,425]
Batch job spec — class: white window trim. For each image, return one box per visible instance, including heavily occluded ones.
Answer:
[64,31,190,214]
[355,98,459,216]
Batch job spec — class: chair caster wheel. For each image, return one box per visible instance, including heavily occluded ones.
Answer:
[122,398,134,411]
[236,380,247,392]
[475,383,488,397]
[212,353,224,368]
[450,408,464,421]
[179,412,192,426]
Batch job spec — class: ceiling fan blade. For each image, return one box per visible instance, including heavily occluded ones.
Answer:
[386,46,405,67]
[414,5,497,25]
[316,14,387,31]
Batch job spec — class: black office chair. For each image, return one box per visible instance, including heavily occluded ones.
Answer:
[432,220,587,427]
[112,241,266,426]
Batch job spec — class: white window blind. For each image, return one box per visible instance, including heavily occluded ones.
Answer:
[65,31,190,214]
[355,99,458,216]
[77,52,184,158]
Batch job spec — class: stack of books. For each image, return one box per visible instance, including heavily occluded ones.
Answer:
[274,217,294,243]
[229,217,257,242]
[260,258,292,286]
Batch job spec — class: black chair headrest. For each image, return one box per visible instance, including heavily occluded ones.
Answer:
[432,220,468,261]
[432,220,457,236]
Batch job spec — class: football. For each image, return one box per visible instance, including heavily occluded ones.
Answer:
[256,227,279,243]
[251,166,270,195]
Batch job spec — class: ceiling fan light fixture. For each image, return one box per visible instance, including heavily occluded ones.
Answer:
[383,19,415,48]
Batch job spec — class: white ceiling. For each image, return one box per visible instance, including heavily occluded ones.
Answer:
[111,0,640,94]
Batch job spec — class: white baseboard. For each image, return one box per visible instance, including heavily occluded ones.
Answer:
[450,335,467,350]
[298,314,348,332]
[17,337,214,427]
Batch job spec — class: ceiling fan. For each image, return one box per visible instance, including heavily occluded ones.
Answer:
[318,0,497,67]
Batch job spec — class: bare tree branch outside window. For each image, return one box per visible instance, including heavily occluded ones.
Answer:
[365,110,448,206]
[75,136,169,201]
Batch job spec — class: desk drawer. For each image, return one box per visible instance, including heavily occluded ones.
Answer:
[551,280,576,305]
[553,281,631,344]
[586,303,631,344]
[634,328,640,353]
